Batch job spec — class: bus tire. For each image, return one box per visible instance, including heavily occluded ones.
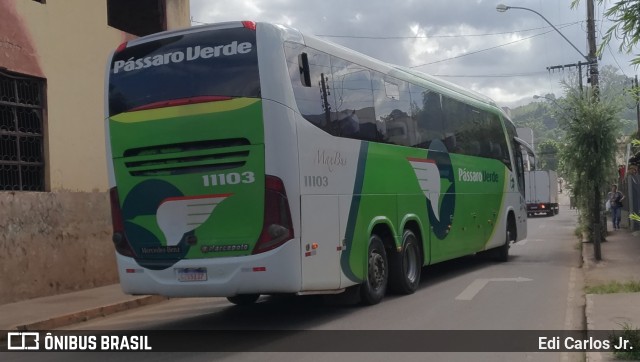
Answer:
[360,234,388,305]
[495,223,514,262]
[389,229,422,295]
[227,294,260,306]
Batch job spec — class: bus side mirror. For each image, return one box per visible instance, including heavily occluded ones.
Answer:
[299,53,311,87]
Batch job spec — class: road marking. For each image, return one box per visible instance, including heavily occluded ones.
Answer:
[455,277,532,301]
[514,239,528,246]
[513,238,546,246]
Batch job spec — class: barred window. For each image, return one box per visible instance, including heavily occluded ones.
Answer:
[0,71,45,191]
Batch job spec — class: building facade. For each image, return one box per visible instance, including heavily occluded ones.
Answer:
[0,0,190,304]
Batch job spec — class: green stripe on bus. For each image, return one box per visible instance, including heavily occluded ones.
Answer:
[341,142,369,283]
[110,98,260,123]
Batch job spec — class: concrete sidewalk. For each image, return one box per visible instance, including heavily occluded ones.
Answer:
[583,224,640,361]
[0,284,167,332]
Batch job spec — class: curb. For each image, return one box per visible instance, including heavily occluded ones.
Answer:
[11,295,169,331]
[585,295,604,362]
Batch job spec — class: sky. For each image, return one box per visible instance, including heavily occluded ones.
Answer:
[189,0,638,107]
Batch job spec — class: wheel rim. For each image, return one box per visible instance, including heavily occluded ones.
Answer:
[403,243,419,284]
[368,249,386,290]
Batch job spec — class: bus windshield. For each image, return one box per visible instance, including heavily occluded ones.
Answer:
[108,26,260,116]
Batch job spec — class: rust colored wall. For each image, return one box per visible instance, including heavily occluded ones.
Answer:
[0,0,191,304]
[0,0,43,77]
[0,191,117,305]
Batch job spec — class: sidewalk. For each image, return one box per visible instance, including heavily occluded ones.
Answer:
[0,284,167,332]
[583,223,640,361]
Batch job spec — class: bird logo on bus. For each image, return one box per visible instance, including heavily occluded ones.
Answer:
[407,139,456,240]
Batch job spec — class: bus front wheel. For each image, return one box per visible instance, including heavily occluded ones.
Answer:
[360,234,388,305]
[495,222,515,262]
[389,229,422,294]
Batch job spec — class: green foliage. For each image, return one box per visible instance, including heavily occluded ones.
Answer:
[585,280,640,294]
[610,323,640,360]
[572,0,640,66]
[537,139,560,170]
[558,81,622,240]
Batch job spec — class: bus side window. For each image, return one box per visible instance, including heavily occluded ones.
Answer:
[411,85,443,149]
[373,73,412,145]
[284,43,336,132]
[330,57,376,141]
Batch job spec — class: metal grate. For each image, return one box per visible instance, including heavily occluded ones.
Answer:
[0,71,45,191]
[123,139,251,177]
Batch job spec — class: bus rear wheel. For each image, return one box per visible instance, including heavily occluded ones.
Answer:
[389,229,422,294]
[227,294,260,306]
[360,234,388,305]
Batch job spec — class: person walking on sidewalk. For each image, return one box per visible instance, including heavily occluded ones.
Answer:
[607,184,625,230]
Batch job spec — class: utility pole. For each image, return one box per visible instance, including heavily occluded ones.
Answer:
[587,0,599,92]
[586,0,603,260]
[635,75,640,138]
[547,62,584,92]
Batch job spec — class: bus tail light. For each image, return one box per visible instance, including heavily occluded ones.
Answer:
[242,21,257,31]
[109,187,137,258]
[253,176,294,254]
[115,41,128,53]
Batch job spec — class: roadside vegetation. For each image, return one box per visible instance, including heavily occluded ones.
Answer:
[610,323,640,360]
[587,280,640,360]
[511,67,630,246]
[585,280,640,294]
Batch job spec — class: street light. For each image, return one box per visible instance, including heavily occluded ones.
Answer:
[496,4,593,64]
[501,4,602,259]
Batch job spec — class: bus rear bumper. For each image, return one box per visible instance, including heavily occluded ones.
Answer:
[115,239,302,297]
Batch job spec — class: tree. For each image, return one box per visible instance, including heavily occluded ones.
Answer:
[558,80,622,245]
[572,0,640,65]
[537,139,560,171]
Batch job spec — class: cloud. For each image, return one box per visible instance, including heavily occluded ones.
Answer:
[189,0,637,106]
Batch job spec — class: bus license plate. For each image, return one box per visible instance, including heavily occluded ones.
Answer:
[176,267,207,282]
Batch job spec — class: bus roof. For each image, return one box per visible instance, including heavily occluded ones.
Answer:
[117,21,502,113]
[286,24,499,110]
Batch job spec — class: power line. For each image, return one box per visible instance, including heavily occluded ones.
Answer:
[316,21,582,39]
[434,72,546,78]
[607,43,628,77]
[594,11,628,78]
[410,24,576,68]
[189,18,582,39]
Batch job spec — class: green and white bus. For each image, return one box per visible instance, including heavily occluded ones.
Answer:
[106,21,529,305]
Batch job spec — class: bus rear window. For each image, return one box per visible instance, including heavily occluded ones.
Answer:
[108,27,260,116]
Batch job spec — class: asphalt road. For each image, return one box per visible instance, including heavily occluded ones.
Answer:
[6,205,585,362]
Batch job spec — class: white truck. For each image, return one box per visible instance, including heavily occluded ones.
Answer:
[525,170,559,216]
